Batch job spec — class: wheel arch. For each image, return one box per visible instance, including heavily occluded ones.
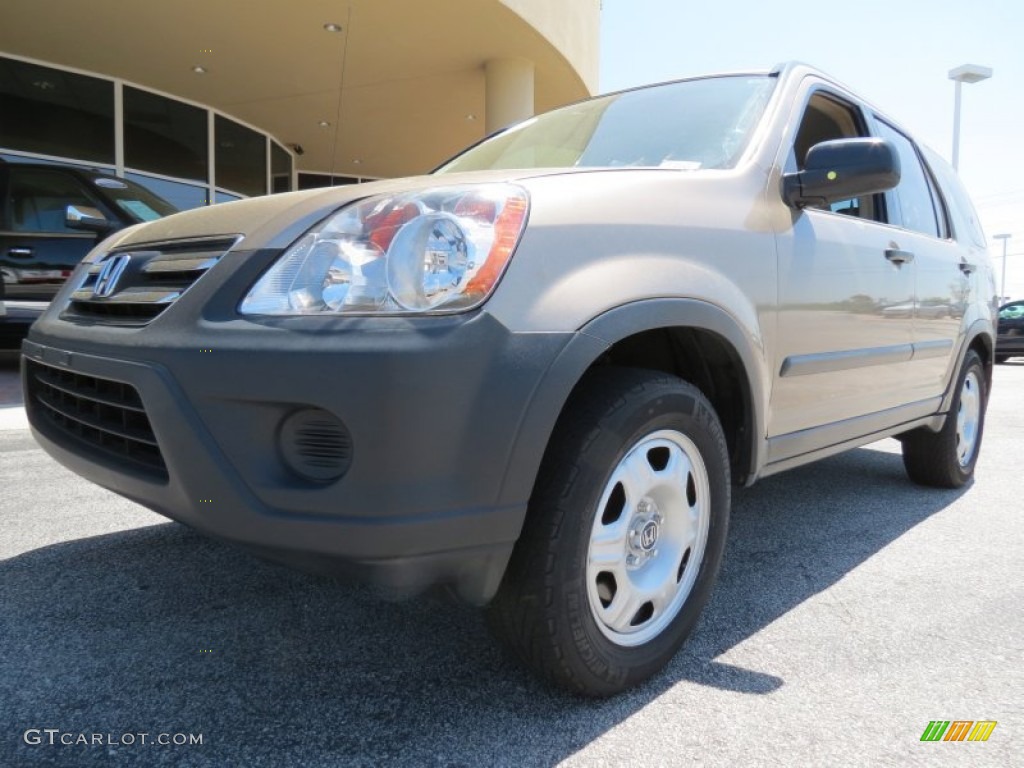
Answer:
[942,321,995,413]
[496,299,769,513]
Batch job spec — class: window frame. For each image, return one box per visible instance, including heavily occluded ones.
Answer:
[787,86,890,225]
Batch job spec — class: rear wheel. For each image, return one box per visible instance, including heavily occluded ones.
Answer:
[901,350,987,488]
[488,368,730,696]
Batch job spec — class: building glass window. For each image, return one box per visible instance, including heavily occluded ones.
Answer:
[0,57,115,164]
[297,173,362,190]
[271,142,293,194]
[215,116,266,197]
[1,57,299,207]
[124,86,208,183]
[0,153,105,171]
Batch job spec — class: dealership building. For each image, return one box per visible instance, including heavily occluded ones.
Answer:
[0,0,598,209]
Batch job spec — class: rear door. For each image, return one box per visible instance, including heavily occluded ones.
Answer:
[871,119,969,403]
[0,167,109,302]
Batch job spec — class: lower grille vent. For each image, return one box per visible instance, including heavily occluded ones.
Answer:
[27,360,167,478]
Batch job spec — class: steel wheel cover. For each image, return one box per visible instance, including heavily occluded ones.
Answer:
[585,429,711,647]
[956,370,981,467]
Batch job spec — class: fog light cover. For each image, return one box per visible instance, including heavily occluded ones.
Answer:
[278,408,353,483]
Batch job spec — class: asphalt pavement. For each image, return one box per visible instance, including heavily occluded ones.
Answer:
[1,352,1021,767]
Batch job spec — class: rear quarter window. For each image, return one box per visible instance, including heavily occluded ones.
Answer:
[920,145,987,248]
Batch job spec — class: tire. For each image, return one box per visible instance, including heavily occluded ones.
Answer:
[901,350,987,488]
[488,367,731,696]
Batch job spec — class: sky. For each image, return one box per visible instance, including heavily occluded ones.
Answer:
[598,0,1024,301]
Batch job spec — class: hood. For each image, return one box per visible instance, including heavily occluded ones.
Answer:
[104,168,608,253]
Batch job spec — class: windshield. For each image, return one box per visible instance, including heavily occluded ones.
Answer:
[437,75,776,174]
[89,175,178,221]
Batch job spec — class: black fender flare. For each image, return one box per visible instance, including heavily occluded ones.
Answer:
[496,298,770,512]
[940,320,995,414]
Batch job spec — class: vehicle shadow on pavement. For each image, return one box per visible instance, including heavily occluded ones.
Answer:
[0,444,966,767]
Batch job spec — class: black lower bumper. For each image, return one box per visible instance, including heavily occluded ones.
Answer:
[22,312,576,603]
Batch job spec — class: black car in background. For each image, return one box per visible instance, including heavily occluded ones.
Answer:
[997,300,1024,363]
[0,160,177,347]
[1,160,178,301]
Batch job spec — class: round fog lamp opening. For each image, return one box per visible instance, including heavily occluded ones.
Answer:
[279,409,353,483]
[386,213,471,311]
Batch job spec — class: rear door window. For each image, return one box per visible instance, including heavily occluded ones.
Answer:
[874,120,941,238]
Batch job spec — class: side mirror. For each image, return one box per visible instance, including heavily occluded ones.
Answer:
[783,138,901,208]
[66,204,115,233]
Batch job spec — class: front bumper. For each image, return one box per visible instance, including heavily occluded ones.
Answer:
[23,310,572,603]
[996,333,1024,357]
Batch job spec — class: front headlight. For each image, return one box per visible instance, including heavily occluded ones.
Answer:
[240,184,529,315]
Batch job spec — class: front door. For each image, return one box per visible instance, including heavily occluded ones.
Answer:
[769,87,917,443]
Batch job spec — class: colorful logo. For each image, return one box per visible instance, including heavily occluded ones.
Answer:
[920,721,997,742]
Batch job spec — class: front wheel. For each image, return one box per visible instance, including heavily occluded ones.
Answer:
[901,350,987,488]
[488,368,731,696]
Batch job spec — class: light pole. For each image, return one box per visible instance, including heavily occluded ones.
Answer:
[993,233,1011,302]
[949,64,992,171]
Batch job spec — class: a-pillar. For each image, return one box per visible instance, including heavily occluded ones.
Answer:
[485,58,535,134]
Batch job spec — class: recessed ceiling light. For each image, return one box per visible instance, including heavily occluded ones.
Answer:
[465,114,477,121]
[192,65,207,75]
[352,159,362,165]
[323,23,342,32]
[318,120,331,128]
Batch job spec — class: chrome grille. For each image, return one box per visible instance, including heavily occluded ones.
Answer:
[62,236,237,325]
[26,360,167,478]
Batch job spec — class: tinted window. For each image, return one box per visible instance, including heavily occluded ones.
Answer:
[271,142,293,194]
[126,173,208,211]
[921,145,986,248]
[89,175,177,220]
[7,168,106,233]
[875,120,939,238]
[999,302,1024,320]
[438,75,776,173]
[297,173,360,190]
[215,116,266,196]
[0,57,114,164]
[124,86,208,182]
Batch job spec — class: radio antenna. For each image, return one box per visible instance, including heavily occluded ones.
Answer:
[328,6,353,180]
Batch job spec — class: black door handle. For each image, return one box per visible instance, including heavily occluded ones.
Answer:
[959,261,976,275]
[884,249,914,265]
[8,247,33,258]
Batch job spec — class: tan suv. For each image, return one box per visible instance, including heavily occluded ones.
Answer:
[22,62,996,696]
